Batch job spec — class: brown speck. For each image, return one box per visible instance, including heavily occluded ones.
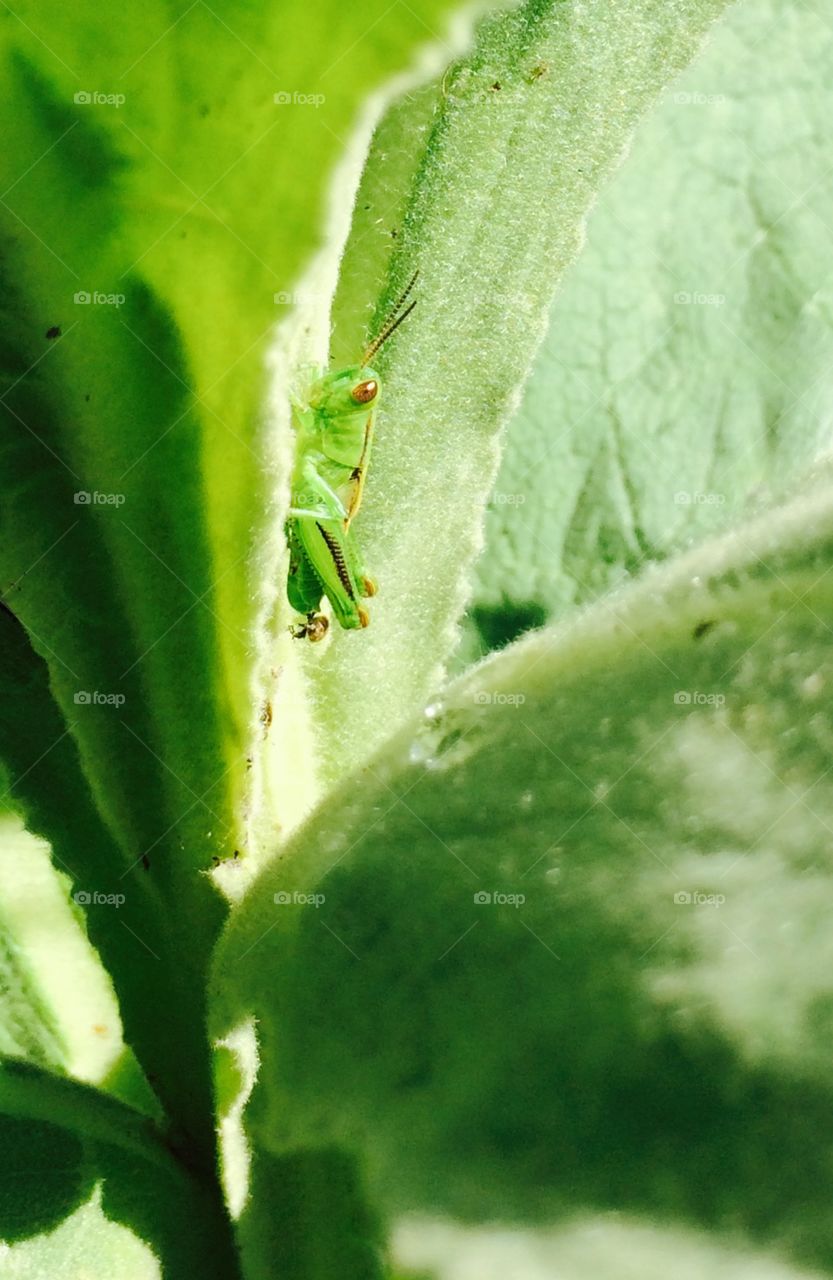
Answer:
[46,325,61,339]
[213,849,241,866]
[692,619,717,640]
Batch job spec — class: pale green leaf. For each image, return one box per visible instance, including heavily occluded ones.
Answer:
[0,1058,238,1277]
[0,811,123,1084]
[466,0,833,653]
[393,1216,829,1280]
[0,1187,160,1280]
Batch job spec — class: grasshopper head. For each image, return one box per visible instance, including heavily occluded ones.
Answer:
[311,365,381,419]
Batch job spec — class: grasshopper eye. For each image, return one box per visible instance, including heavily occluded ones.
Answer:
[350,378,378,405]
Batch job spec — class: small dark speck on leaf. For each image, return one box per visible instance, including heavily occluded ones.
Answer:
[489,81,502,92]
[693,619,717,640]
[85,394,91,402]
[45,325,61,339]
[199,104,210,117]
[141,854,150,871]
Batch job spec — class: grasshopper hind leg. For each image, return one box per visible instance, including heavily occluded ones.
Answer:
[287,511,376,634]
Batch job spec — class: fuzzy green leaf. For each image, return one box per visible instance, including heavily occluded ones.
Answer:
[0,607,204,1136]
[261,0,735,814]
[0,0,469,1144]
[214,467,833,1274]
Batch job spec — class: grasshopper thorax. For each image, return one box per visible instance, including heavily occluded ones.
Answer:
[308,364,381,467]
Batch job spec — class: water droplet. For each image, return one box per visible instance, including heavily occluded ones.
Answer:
[409,740,432,767]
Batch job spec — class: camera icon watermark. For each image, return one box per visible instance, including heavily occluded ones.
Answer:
[674,491,726,506]
[273,288,329,306]
[273,91,325,107]
[74,690,126,707]
[73,491,126,506]
[474,691,526,706]
[674,889,725,907]
[489,492,526,506]
[74,290,125,307]
[73,890,125,907]
[673,690,725,707]
[673,91,726,107]
[473,890,525,907]
[290,488,325,508]
[673,291,726,307]
[74,91,125,107]
[273,890,325,907]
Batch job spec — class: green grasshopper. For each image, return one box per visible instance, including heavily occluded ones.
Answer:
[286,270,418,642]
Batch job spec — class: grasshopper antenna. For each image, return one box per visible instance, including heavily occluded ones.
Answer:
[362,267,419,365]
